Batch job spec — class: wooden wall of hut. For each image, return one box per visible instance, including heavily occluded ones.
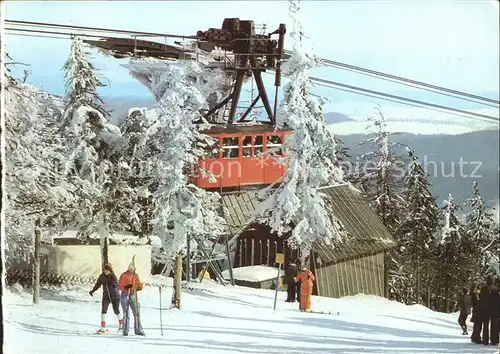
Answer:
[313,252,385,298]
[234,223,300,268]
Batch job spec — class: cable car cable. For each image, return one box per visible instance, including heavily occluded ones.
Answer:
[6,19,499,106]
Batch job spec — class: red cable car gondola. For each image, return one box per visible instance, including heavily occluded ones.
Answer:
[190,18,291,191]
[86,18,292,191]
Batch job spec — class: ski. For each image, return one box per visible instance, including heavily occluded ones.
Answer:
[294,309,340,315]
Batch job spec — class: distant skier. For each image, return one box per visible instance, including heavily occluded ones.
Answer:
[457,287,471,335]
[295,266,315,312]
[469,284,482,344]
[492,278,500,345]
[118,263,145,336]
[479,276,498,346]
[89,263,123,333]
[285,262,298,303]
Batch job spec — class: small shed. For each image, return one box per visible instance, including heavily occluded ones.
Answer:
[221,265,285,289]
[40,230,159,279]
[222,183,397,298]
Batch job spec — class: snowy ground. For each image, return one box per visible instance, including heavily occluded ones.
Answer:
[4,279,498,354]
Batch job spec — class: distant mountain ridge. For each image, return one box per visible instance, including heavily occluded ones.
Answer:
[324,112,355,124]
[338,130,499,206]
[102,97,499,207]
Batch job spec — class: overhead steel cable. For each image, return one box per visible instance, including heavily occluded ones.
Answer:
[6,32,72,41]
[309,76,499,122]
[5,21,500,123]
[5,27,119,40]
[262,71,499,123]
[5,19,199,39]
[284,50,499,106]
[316,61,500,109]
[311,80,497,123]
[6,19,500,106]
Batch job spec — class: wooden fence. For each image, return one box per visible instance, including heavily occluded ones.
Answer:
[234,231,299,268]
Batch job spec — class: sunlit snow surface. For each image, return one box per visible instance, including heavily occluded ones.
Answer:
[4,279,495,354]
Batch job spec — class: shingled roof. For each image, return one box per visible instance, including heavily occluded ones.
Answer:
[313,184,397,265]
[221,183,397,265]
[221,190,261,245]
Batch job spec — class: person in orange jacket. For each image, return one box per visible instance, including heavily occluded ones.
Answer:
[295,266,315,312]
[118,263,144,336]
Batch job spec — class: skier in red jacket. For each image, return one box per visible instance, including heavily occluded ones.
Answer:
[118,263,144,336]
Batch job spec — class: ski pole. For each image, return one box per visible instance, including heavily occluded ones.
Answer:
[105,283,118,326]
[159,286,164,336]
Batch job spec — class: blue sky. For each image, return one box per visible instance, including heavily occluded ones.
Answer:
[3,0,499,128]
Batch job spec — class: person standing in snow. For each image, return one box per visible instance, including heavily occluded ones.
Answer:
[295,259,301,302]
[457,288,471,335]
[295,266,315,312]
[285,262,298,302]
[118,263,145,336]
[478,276,498,345]
[469,284,483,344]
[490,278,500,346]
[89,263,123,333]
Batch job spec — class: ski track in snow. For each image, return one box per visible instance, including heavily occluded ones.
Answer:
[4,281,497,354]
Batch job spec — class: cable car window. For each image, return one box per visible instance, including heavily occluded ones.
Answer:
[266,135,283,155]
[242,136,253,157]
[205,138,220,159]
[253,135,263,155]
[222,137,239,158]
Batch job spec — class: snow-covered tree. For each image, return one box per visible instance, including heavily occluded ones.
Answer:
[333,135,353,181]
[487,222,500,276]
[258,1,346,261]
[3,68,76,266]
[357,108,407,235]
[434,194,466,312]
[398,148,440,304]
[60,41,140,266]
[61,36,109,128]
[352,108,407,300]
[125,59,226,270]
[117,107,160,235]
[464,181,498,277]
[61,103,140,268]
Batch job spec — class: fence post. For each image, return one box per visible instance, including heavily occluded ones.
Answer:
[33,219,42,305]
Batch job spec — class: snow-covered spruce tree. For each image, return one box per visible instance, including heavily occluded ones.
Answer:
[355,108,407,300]
[333,135,353,182]
[125,59,226,274]
[61,36,109,129]
[3,65,77,302]
[61,104,138,267]
[464,181,498,278]
[487,222,500,276]
[434,194,466,312]
[357,108,407,235]
[117,107,160,236]
[398,148,440,305]
[60,41,141,266]
[258,1,346,262]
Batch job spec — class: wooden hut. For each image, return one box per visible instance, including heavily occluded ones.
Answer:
[221,183,398,298]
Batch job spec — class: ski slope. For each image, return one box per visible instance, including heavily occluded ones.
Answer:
[3,279,497,354]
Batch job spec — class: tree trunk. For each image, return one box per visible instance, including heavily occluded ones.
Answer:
[415,256,421,304]
[426,263,431,309]
[185,234,190,283]
[33,219,42,305]
[99,212,109,268]
[172,252,183,309]
[383,250,389,298]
